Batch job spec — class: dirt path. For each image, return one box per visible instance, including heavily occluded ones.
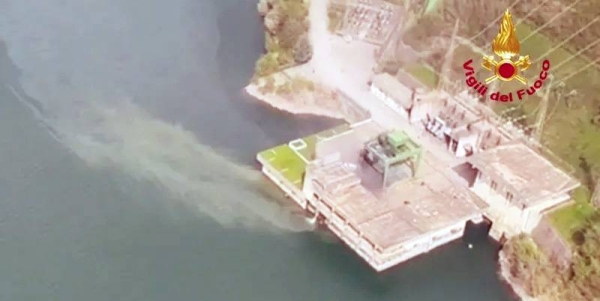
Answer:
[308,0,340,87]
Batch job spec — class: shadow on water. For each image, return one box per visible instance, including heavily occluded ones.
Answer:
[211,0,342,163]
[132,0,342,165]
[294,221,514,301]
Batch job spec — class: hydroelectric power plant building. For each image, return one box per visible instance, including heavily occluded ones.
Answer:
[255,0,580,272]
[256,84,579,271]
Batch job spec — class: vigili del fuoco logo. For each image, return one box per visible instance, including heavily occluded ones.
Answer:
[462,10,551,102]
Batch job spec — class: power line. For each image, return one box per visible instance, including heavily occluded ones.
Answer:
[592,180,600,205]
[467,0,588,58]
[441,0,558,67]
[512,0,552,28]
[528,80,570,122]
[542,95,563,125]
[532,16,600,64]
[499,106,519,116]
[438,0,527,59]
[441,19,596,86]
[402,0,596,102]
[520,0,586,43]
[479,0,553,49]
[439,20,460,91]
[538,38,600,68]
[561,56,600,82]
[441,0,567,71]
[468,0,525,42]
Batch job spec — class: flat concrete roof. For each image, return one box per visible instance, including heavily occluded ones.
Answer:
[315,120,384,163]
[371,73,413,109]
[437,101,482,129]
[380,172,483,233]
[312,162,483,250]
[310,126,484,250]
[469,143,580,206]
[308,119,485,250]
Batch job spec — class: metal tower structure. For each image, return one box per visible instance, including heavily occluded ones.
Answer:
[592,180,600,207]
[438,19,459,92]
[363,130,422,188]
[533,74,554,141]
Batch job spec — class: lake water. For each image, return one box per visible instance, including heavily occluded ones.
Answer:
[0,0,518,300]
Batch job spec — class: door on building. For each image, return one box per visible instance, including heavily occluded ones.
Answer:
[451,139,458,153]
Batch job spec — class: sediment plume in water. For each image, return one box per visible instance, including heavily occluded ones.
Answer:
[0,0,313,233]
[16,92,313,233]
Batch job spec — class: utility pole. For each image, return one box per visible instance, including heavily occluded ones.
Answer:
[377,9,406,69]
[438,19,459,93]
[422,0,442,16]
[592,180,600,207]
[487,76,500,103]
[533,74,554,141]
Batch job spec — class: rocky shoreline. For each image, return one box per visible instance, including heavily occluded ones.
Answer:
[245,83,342,120]
[498,250,540,301]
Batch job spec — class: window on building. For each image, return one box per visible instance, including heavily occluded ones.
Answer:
[490,180,498,191]
[506,192,514,202]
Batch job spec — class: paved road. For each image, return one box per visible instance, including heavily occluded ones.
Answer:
[307,1,460,167]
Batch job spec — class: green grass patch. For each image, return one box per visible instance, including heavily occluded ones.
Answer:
[404,64,439,88]
[549,187,597,241]
[517,23,599,80]
[294,123,351,160]
[258,123,351,188]
[258,144,306,188]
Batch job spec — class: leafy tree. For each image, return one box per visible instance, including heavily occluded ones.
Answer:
[264,6,284,34]
[277,19,306,49]
[278,0,308,20]
[505,214,600,300]
[254,53,279,77]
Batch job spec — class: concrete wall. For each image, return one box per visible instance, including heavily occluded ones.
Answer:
[453,134,478,157]
[258,156,307,209]
[472,171,527,237]
[304,180,383,269]
[304,166,486,271]
[338,89,372,123]
[315,132,362,165]
[471,169,575,238]
[522,193,571,232]
[370,84,409,118]
[474,171,516,206]
[375,217,476,270]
